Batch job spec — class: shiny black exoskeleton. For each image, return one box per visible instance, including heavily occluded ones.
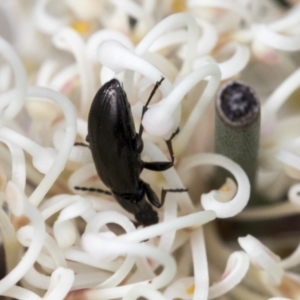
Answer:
[81,78,184,226]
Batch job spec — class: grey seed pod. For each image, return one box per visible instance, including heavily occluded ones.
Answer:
[215,81,260,206]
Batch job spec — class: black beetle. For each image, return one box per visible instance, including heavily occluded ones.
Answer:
[75,78,186,226]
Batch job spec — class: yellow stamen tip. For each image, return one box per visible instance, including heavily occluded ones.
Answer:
[71,21,90,34]
[186,284,195,295]
[172,0,187,12]
[220,185,229,192]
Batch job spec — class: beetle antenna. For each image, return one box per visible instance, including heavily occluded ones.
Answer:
[137,77,165,148]
[74,186,112,195]
[143,77,165,112]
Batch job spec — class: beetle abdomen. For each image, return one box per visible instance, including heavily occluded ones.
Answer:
[88,79,140,193]
[113,184,159,226]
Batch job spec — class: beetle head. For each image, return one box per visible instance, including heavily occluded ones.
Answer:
[135,209,158,226]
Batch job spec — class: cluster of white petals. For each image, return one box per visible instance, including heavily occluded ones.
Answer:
[0,0,300,299]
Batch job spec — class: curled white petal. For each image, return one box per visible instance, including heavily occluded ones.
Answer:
[191,228,208,300]
[0,138,26,190]
[36,60,58,87]
[27,86,77,207]
[100,66,117,85]
[33,0,66,34]
[139,52,178,85]
[262,67,300,122]
[43,267,74,300]
[276,150,300,179]
[67,163,98,192]
[0,127,57,174]
[64,247,120,271]
[54,198,95,249]
[3,286,41,300]
[117,210,216,243]
[164,251,250,300]
[82,237,176,290]
[194,43,250,80]
[0,64,12,92]
[41,195,82,220]
[83,211,137,287]
[84,210,136,237]
[277,150,300,168]
[208,251,250,299]
[0,206,19,273]
[122,13,199,97]
[53,129,92,164]
[50,64,78,92]
[54,220,77,250]
[53,27,95,117]
[56,197,94,223]
[217,42,250,80]
[32,147,58,174]
[252,24,300,52]
[122,285,167,300]
[38,233,67,270]
[136,13,199,75]
[98,40,172,96]
[143,63,221,138]
[187,0,252,25]
[6,180,25,217]
[175,64,221,154]
[24,266,50,290]
[238,235,284,285]
[181,153,250,218]
[0,36,27,127]
[0,181,46,294]
[149,29,187,52]
[0,90,15,113]
[164,277,194,300]
[288,184,300,206]
[17,225,35,247]
[196,19,218,57]
[87,29,133,62]
[269,298,292,300]
[276,187,300,270]
[269,4,300,32]
[98,255,136,289]
[76,118,88,138]
[252,40,280,64]
[65,0,104,20]
[280,242,300,270]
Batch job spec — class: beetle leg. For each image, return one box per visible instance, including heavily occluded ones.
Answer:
[160,187,189,206]
[142,161,172,171]
[144,181,188,208]
[74,133,91,147]
[74,186,112,195]
[165,127,180,164]
[136,77,165,152]
[74,142,89,147]
[144,182,162,208]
